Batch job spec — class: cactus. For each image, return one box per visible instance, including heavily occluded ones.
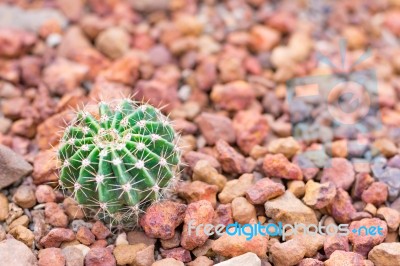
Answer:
[58,99,181,228]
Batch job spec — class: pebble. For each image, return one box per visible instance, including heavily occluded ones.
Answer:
[184,151,221,172]
[95,27,130,59]
[376,167,400,200]
[91,221,111,240]
[0,193,9,221]
[214,252,261,266]
[249,25,280,52]
[195,112,235,145]
[152,258,184,266]
[63,197,85,220]
[232,197,257,224]
[327,188,356,223]
[38,248,66,266]
[263,154,303,180]
[267,137,300,159]
[0,144,32,189]
[192,160,227,191]
[161,247,192,263]
[368,242,400,266]
[361,182,388,206]
[62,246,85,266]
[285,231,325,257]
[352,173,374,199]
[113,243,147,265]
[298,258,324,266]
[376,207,400,232]
[6,202,24,224]
[302,180,336,209]
[127,230,156,246]
[32,149,59,184]
[211,81,255,111]
[13,185,37,209]
[324,250,365,266]
[349,218,388,257]
[187,256,214,266]
[177,181,218,208]
[181,200,214,250]
[161,231,180,249]
[40,228,76,248]
[213,204,233,227]
[324,235,349,258]
[9,224,35,247]
[0,239,37,265]
[321,158,355,190]
[287,180,306,198]
[134,244,155,266]
[265,191,318,225]
[216,140,251,174]
[76,226,95,245]
[246,178,285,204]
[373,139,398,158]
[115,232,128,246]
[219,174,254,203]
[8,214,29,230]
[36,185,56,203]
[270,239,306,266]
[85,247,116,266]
[45,202,68,228]
[140,201,186,240]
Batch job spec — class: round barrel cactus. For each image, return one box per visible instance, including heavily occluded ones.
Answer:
[58,99,181,228]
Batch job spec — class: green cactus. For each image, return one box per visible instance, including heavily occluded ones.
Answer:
[58,99,181,228]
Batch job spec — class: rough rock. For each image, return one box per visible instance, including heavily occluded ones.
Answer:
[140,201,186,240]
[368,242,400,266]
[302,180,336,209]
[62,246,85,266]
[270,239,306,266]
[113,244,147,265]
[321,158,355,190]
[133,244,155,266]
[195,113,235,145]
[267,137,300,159]
[263,154,303,180]
[324,235,349,258]
[0,239,37,265]
[361,182,388,206]
[216,140,251,174]
[177,181,218,207]
[13,185,37,209]
[160,247,191,263]
[219,174,254,203]
[9,225,35,247]
[327,188,356,224]
[324,250,365,266]
[376,207,400,231]
[45,202,68,228]
[95,27,130,59]
[0,144,32,189]
[264,191,318,225]
[192,160,227,191]
[151,258,184,266]
[35,185,56,203]
[38,248,65,266]
[85,247,116,266]
[211,81,255,111]
[40,228,75,248]
[246,178,285,204]
[76,226,95,246]
[91,221,111,240]
[232,197,257,224]
[214,252,261,266]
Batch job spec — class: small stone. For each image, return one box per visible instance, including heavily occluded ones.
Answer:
[161,247,192,263]
[0,193,9,221]
[8,214,29,230]
[9,225,35,247]
[152,258,184,266]
[264,191,318,225]
[91,221,111,240]
[368,242,400,266]
[161,231,180,249]
[76,226,96,245]
[6,202,24,224]
[324,250,365,266]
[267,137,300,159]
[177,181,218,208]
[364,203,377,216]
[184,151,221,172]
[0,239,37,265]
[232,197,257,224]
[13,185,36,209]
[249,25,280,52]
[62,246,85,266]
[45,202,68,228]
[352,173,374,199]
[192,239,214,258]
[361,182,388,206]
[263,154,303,180]
[95,27,130,59]
[373,139,398,158]
[324,235,349,258]
[195,113,235,145]
[285,231,325,257]
[287,180,306,198]
[216,140,250,174]
[303,180,336,209]
[113,244,147,265]
[187,256,214,266]
[63,197,85,220]
[36,185,56,203]
[38,248,66,266]
[212,224,268,258]
[211,81,255,111]
[127,231,156,246]
[298,258,324,266]
[376,207,400,232]
[140,201,186,240]
[349,218,388,257]
[115,232,128,246]
[246,178,285,204]
[100,53,139,85]
[32,149,59,184]
[40,228,75,248]
[193,160,227,191]
[327,188,356,224]
[133,244,155,266]
[321,158,355,190]
[213,204,233,227]
[85,247,116,266]
[376,167,400,200]
[232,110,269,154]
[219,174,254,204]
[270,239,306,266]
[214,252,261,266]
[0,144,32,189]
[331,139,348,158]
[181,200,214,250]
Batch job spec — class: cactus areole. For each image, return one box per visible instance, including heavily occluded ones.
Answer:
[58,99,181,228]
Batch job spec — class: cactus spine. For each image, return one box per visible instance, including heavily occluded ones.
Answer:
[58,99,181,228]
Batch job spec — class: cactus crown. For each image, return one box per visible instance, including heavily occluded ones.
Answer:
[58,99,181,228]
